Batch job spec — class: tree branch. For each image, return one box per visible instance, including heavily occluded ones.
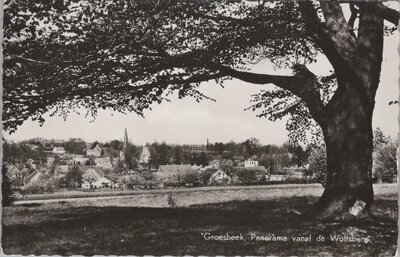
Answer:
[364,2,399,26]
[353,3,384,101]
[297,2,353,76]
[319,1,356,61]
[213,64,327,127]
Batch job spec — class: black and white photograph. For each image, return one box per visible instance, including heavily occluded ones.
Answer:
[1,0,399,256]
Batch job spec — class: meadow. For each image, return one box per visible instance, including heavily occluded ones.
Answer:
[3,184,397,256]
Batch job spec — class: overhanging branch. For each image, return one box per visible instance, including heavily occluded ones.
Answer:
[365,3,399,26]
[212,64,327,127]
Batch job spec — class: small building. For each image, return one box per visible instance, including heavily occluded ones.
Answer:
[52,147,66,155]
[23,170,42,186]
[140,146,151,164]
[6,165,24,188]
[82,176,112,189]
[80,166,107,189]
[209,160,221,169]
[244,158,259,167]
[220,159,234,167]
[87,145,102,157]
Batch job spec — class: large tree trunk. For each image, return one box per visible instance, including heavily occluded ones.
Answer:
[310,81,375,220]
[303,4,384,221]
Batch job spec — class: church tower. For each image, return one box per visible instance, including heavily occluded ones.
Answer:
[123,128,129,151]
[120,128,130,161]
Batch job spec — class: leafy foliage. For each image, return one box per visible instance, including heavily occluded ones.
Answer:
[305,145,327,186]
[4,0,317,132]
[373,128,397,183]
[64,165,83,188]
[247,74,337,143]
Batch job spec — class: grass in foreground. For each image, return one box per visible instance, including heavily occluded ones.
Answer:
[2,196,397,256]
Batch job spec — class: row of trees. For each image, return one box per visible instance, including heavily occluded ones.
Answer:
[110,139,307,172]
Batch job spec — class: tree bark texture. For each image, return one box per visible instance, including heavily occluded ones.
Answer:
[311,82,375,220]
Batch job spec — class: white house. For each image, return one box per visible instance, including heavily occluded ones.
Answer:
[52,147,66,155]
[82,176,112,189]
[140,146,151,164]
[81,167,112,189]
[244,158,258,167]
[71,155,89,165]
[87,145,102,157]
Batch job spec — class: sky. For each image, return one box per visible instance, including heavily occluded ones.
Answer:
[3,20,399,146]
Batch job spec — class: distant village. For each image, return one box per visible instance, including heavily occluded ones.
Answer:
[3,128,397,195]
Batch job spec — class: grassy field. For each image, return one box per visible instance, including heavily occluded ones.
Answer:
[2,185,398,256]
[17,183,324,201]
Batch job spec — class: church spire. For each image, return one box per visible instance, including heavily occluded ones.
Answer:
[123,128,129,150]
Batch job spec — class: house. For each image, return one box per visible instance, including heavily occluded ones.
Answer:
[23,170,42,186]
[244,158,259,167]
[80,166,108,189]
[72,155,89,165]
[6,165,24,188]
[140,146,151,164]
[209,160,220,169]
[87,145,102,157]
[220,159,234,167]
[80,166,104,176]
[6,165,21,178]
[82,176,113,189]
[209,169,232,185]
[52,147,66,155]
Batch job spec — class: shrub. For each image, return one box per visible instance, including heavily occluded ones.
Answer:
[305,146,327,186]
[374,141,397,183]
[21,177,60,194]
[234,168,269,185]
[176,170,202,187]
[119,172,160,190]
